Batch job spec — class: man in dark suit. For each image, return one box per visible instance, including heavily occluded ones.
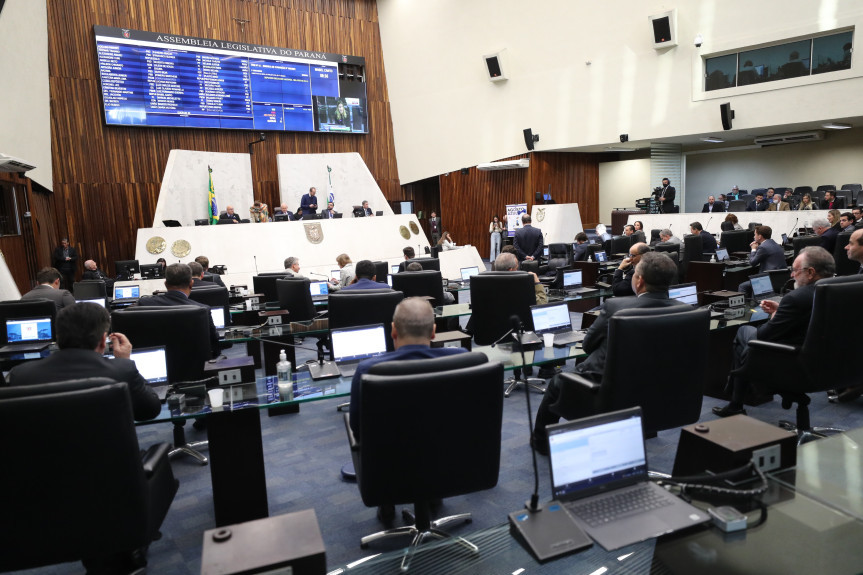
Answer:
[21,267,76,310]
[218,205,241,224]
[52,238,78,290]
[690,221,717,254]
[821,190,843,210]
[813,217,838,254]
[532,253,687,453]
[702,195,726,213]
[194,255,226,287]
[612,242,650,297]
[188,261,217,288]
[134,263,220,357]
[274,203,297,221]
[513,214,543,262]
[324,201,338,219]
[714,246,835,416]
[300,187,319,216]
[361,200,374,217]
[573,232,590,262]
[340,260,391,291]
[82,259,115,293]
[746,192,769,211]
[7,303,160,422]
[652,177,676,213]
[852,207,863,230]
[428,211,441,245]
[737,225,788,298]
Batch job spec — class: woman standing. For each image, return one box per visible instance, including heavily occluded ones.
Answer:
[489,215,504,261]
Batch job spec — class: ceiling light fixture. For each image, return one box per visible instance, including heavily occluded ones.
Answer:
[605,146,637,152]
[700,136,724,143]
[822,122,852,130]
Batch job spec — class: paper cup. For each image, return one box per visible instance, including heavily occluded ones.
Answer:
[543,333,555,347]
[208,388,224,408]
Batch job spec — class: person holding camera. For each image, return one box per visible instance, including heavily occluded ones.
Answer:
[652,177,676,213]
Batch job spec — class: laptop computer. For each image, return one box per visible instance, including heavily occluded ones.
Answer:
[391,264,400,275]
[0,316,53,354]
[331,269,342,282]
[593,251,608,263]
[309,323,389,380]
[309,281,330,302]
[667,283,699,307]
[109,345,170,401]
[715,247,729,261]
[750,272,782,303]
[210,306,227,338]
[547,407,710,551]
[113,284,140,301]
[459,265,480,284]
[561,269,598,295]
[81,297,107,307]
[530,302,585,347]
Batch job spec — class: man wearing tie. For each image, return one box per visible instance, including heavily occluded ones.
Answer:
[301,187,319,216]
[428,211,441,245]
[746,192,769,211]
[362,200,374,216]
[652,177,676,213]
[702,195,726,213]
[821,190,842,210]
[325,202,338,219]
[52,238,78,290]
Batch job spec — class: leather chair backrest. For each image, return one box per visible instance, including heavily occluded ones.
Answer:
[548,242,572,264]
[73,280,107,299]
[833,231,857,276]
[0,379,149,571]
[747,222,761,231]
[599,307,710,435]
[793,186,813,194]
[253,274,287,303]
[681,234,703,264]
[792,234,822,257]
[111,305,211,382]
[328,290,404,351]
[357,357,503,506]
[391,270,445,307]
[609,235,631,256]
[469,272,537,345]
[728,200,747,211]
[767,268,792,293]
[276,278,316,321]
[650,229,661,244]
[0,299,57,344]
[398,258,441,273]
[816,184,836,192]
[372,261,389,283]
[720,229,755,254]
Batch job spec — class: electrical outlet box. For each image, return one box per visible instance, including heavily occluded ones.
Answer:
[219,369,242,386]
[204,356,256,386]
[753,444,782,472]
[248,296,259,305]
[268,315,282,325]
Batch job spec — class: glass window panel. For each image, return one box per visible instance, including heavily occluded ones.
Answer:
[812,31,853,75]
[740,40,811,85]
[706,54,737,91]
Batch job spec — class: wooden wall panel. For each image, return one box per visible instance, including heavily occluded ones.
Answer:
[47,0,399,278]
[436,152,612,259]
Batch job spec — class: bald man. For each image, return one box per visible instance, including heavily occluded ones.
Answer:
[219,205,241,224]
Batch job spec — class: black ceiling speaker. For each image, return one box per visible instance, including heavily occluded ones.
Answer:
[720,103,735,131]
[523,128,539,151]
[620,134,629,143]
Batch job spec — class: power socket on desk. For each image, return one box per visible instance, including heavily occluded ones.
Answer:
[219,369,242,386]
[267,315,282,325]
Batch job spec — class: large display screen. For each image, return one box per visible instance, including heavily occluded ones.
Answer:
[93,26,368,133]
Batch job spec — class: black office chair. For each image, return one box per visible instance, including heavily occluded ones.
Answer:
[792,234,822,256]
[751,188,768,197]
[728,199,747,211]
[391,270,445,308]
[720,229,755,255]
[738,275,863,443]
[276,278,316,321]
[346,353,503,570]
[586,243,604,261]
[189,285,231,327]
[767,268,792,293]
[547,243,572,267]
[793,186,813,195]
[398,258,441,273]
[429,245,442,258]
[649,229,661,245]
[609,235,631,256]
[112,305,214,463]
[469,271,544,396]
[0,378,178,572]
[372,261,389,283]
[841,183,862,204]
[680,234,704,279]
[73,280,108,299]
[835,189,853,208]
[252,274,287,304]
[832,232,857,276]
[550,307,710,437]
[747,221,762,231]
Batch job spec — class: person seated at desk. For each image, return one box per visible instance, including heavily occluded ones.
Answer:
[718,194,730,210]
[821,190,842,210]
[813,217,838,254]
[702,195,726,213]
[323,201,338,219]
[249,201,269,223]
[746,192,769,212]
[623,224,645,245]
[273,203,297,221]
[612,242,649,297]
[21,267,76,311]
[853,207,863,230]
[195,255,225,287]
[721,213,743,232]
[283,257,303,278]
[6,303,160,421]
[331,253,355,291]
[840,212,857,233]
[82,259,115,292]
[714,247,835,417]
[532,253,687,454]
[659,228,682,249]
[767,192,790,211]
[737,225,787,298]
[690,221,718,254]
[493,252,547,304]
[219,205,241,224]
[134,263,219,358]
[301,187,319,216]
[573,232,590,261]
[189,261,216,288]
[361,200,373,217]
[438,231,460,251]
[341,260,391,291]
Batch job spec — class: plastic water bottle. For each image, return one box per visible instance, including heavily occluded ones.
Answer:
[587,255,593,262]
[277,350,292,401]
[710,254,716,263]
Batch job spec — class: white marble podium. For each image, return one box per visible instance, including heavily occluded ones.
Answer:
[133,215,431,292]
[438,247,485,281]
[529,203,584,244]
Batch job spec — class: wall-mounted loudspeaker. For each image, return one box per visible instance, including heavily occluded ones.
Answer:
[483,51,508,82]
[720,103,735,131]
[649,10,677,49]
[620,134,629,143]
[523,128,539,151]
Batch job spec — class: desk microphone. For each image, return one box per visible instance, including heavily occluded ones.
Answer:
[507,315,591,560]
[705,216,713,231]
[253,255,259,275]
[308,272,329,280]
[786,218,799,243]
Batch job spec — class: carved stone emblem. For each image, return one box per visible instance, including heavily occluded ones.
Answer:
[409,221,420,235]
[146,236,167,254]
[535,208,546,222]
[399,225,411,240]
[304,223,324,244]
[170,239,191,258]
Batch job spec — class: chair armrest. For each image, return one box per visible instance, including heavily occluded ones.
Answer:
[747,339,799,356]
[141,442,172,479]
[559,372,601,393]
[344,413,359,451]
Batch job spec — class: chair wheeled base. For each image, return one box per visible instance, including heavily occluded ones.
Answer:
[168,420,209,465]
[777,394,844,446]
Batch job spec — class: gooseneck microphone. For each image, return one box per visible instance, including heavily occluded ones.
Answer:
[511,315,540,512]
[787,218,799,243]
[253,255,259,275]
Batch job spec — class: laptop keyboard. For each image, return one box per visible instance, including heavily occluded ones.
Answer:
[567,485,673,528]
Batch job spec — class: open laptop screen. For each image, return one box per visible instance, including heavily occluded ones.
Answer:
[81,297,107,307]
[460,266,480,281]
[6,317,53,343]
[715,247,729,261]
[563,270,582,289]
[331,324,388,363]
[309,281,329,297]
[531,303,572,334]
[750,274,774,297]
[594,251,608,262]
[210,306,226,329]
[114,285,140,299]
[549,409,647,500]
[391,264,400,274]
[109,345,168,385]
[543,246,550,257]
[668,283,698,306]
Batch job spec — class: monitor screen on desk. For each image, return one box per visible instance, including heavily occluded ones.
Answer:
[114,285,140,299]
[391,264,400,274]
[460,266,480,281]
[210,307,226,330]
[81,297,107,308]
[594,251,608,262]
[331,324,387,363]
[543,246,550,257]
[309,281,329,297]
[109,345,168,385]
[5,317,53,343]
[715,248,729,261]
[563,270,583,289]
[668,283,698,306]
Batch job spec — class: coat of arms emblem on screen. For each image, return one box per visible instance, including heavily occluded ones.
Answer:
[304,223,324,244]
[536,208,546,222]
